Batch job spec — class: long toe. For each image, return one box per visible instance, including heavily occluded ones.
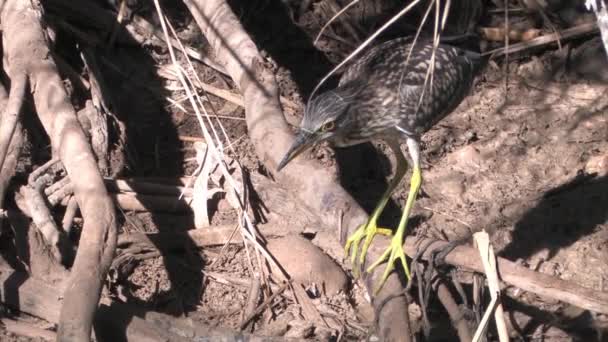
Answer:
[367,233,411,294]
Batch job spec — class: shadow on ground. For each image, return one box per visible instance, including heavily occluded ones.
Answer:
[501,174,608,261]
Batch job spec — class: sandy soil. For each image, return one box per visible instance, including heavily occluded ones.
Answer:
[2,1,607,341]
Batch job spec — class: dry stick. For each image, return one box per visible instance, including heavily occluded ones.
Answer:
[183,1,411,340]
[53,52,91,91]
[485,21,599,57]
[0,83,23,219]
[404,237,608,315]
[160,14,270,285]
[320,0,362,43]
[241,278,262,330]
[0,261,289,342]
[117,224,245,248]
[156,2,300,323]
[130,14,228,74]
[1,1,117,340]
[309,0,422,100]
[239,282,289,330]
[47,177,193,213]
[314,0,360,44]
[46,0,226,74]
[23,179,70,263]
[434,281,472,342]
[0,74,26,174]
[157,66,301,122]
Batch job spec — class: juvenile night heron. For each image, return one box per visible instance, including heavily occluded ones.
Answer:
[277,37,484,292]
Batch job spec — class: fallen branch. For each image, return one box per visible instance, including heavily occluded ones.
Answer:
[0,260,289,341]
[405,237,608,315]
[0,83,23,227]
[182,1,412,340]
[117,224,243,249]
[239,281,289,330]
[486,21,599,57]
[1,1,117,340]
[45,177,195,212]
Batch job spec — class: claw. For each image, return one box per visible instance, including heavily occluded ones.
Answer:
[366,232,410,294]
[344,220,392,277]
[343,139,421,293]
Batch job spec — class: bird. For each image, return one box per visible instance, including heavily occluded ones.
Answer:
[276,36,485,293]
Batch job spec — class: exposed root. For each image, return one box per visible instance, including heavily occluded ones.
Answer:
[1,0,117,340]
[22,159,72,264]
[0,83,23,224]
[404,237,608,315]
[183,0,412,340]
[0,259,291,341]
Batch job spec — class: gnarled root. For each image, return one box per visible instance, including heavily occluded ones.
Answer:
[1,0,117,340]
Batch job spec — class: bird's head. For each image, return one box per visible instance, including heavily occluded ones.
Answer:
[276,83,361,171]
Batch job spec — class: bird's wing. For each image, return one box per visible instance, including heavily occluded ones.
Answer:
[339,37,413,86]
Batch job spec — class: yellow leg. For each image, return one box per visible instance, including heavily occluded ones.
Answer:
[367,138,422,294]
[344,141,407,275]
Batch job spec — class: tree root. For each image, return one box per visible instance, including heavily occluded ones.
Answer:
[1,0,117,340]
[0,82,23,229]
[183,0,412,340]
[0,259,290,341]
[405,237,608,315]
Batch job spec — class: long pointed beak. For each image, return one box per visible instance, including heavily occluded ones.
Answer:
[277,131,315,172]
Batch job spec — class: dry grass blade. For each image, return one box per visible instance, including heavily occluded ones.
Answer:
[471,292,500,342]
[504,0,510,99]
[151,0,290,285]
[484,22,598,57]
[472,230,509,342]
[314,0,360,44]
[309,0,423,102]
[414,0,451,114]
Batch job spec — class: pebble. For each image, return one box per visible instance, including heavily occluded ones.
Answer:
[585,154,608,177]
[449,145,483,175]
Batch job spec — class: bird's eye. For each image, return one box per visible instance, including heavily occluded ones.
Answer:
[320,121,336,132]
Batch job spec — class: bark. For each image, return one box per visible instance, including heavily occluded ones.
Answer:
[1,1,117,340]
[0,260,290,341]
[405,238,608,315]
[183,0,412,340]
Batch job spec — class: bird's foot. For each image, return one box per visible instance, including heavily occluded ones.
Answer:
[366,231,410,295]
[344,220,392,277]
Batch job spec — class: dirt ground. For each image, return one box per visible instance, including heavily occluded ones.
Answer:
[2,0,608,341]
[122,19,608,342]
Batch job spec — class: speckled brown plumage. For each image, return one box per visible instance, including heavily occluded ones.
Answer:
[277,37,485,292]
[301,37,483,148]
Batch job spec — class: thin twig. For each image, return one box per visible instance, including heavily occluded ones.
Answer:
[484,22,598,57]
[239,281,289,330]
[315,0,361,44]
[309,0,423,101]
[241,277,262,330]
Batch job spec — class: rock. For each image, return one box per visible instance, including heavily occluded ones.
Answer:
[266,235,348,295]
[437,173,467,204]
[449,145,483,175]
[585,154,608,177]
[285,320,314,339]
[517,56,546,79]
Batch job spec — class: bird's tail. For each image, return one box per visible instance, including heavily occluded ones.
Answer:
[441,33,488,75]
